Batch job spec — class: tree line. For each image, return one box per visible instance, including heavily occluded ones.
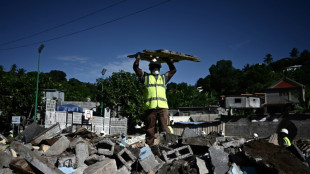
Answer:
[1,48,309,130]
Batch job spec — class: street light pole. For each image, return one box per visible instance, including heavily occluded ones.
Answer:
[101,68,107,117]
[34,44,44,122]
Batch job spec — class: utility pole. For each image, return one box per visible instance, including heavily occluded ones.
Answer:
[101,68,107,117]
[34,44,44,121]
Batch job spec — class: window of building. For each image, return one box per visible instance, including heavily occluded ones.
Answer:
[234,98,241,103]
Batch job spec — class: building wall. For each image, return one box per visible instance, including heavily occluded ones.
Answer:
[224,115,310,139]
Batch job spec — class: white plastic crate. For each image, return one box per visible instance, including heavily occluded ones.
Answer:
[109,126,127,135]
[110,118,127,127]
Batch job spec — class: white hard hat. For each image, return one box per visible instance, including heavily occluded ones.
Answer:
[9,130,13,133]
[280,128,289,135]
[100,131,105,134]
[253,133,258,138]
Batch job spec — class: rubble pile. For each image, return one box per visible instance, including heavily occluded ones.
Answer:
[0,123,309,174]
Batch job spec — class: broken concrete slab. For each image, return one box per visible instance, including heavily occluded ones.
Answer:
[31,123,62,145]
[76,142,89,167]
[181,127,199,139]
[9,158,38,174]
[209,145,229,174]
[44,136,70,156]
[84,158,117,174]
[159,132,179,146]
[0,149,12,168]
[11,141,64,174]
[243,139,310,174]
[85,154,99,165]
[196,157,209,174]
[222,138,245,148]
[22,122,46,143]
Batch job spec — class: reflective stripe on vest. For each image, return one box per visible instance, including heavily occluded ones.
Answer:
[168,126,174,134]
[144,74,168,109]
[283,137,291,147]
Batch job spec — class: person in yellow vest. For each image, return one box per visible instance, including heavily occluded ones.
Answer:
[7,130,14,143]
[133,54,176,146]
[279,128,291,147]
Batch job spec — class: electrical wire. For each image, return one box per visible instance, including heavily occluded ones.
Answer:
[0,0,127,47]
[0,0,171,51]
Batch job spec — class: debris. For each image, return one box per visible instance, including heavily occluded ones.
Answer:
[44,136,70,156]
[11,141,64,174]
[209,145,229,174]
[0,150,12,168]
[84,158,117,174]
[243,139,310,174]
[31,123,62,145]
[196,157,209,174]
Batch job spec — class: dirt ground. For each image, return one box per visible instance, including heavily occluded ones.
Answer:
[243,139,310,174]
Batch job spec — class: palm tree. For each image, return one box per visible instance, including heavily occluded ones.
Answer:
[263,54,273,65]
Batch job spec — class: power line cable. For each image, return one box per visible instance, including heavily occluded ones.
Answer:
[0,0,127,47]
[0,0,171,51]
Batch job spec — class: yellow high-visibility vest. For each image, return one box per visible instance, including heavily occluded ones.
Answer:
[283,137,291,147]
[168,126,174,134]
[144,74,168,109]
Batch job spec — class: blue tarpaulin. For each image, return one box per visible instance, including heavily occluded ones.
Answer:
[56,104,83,112]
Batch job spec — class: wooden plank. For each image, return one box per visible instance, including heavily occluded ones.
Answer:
[128,49,200,62]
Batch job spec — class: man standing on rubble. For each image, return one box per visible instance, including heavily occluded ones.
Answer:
[133,54,176,146]
[279,128,291,147]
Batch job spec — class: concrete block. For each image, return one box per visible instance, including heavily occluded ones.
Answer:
[45,136,70,156]
[196,157,209,174]
[182,127,199,139]
[57,154,76,168]
[209,145,229,174]
[0,150,12,168]
[183,136,214,147]
[222,138,245,148]
[76,142,89,167]
[139,151,164,172]
[69,136,86,149]
[117,148,137,170]
[11,142,63,174]
[177,145,194,159]
[97,138,115,156]
[31,123,62,145]
[84,158,117,174]
[162,148,178,164]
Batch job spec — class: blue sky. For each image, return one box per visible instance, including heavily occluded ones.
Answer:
[1,0,309,85]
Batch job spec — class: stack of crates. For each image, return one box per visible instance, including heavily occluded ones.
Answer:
[91,116,104,134]
[109,117,128,135]
[103,108,111,135]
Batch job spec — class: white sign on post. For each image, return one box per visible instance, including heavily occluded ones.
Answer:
[12,116,21,124]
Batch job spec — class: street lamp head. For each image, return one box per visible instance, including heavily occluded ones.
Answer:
[38,44,44,53]
[101,68,107,75]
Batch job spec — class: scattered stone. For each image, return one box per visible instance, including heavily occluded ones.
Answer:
[31,123,62,145]
[222,138,245,148]
[57,153,76,168]
[182,127,199,139]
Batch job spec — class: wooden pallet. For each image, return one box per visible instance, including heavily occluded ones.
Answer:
[128,49,200,63]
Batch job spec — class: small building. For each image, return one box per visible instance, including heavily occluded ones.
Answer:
[264,77,305,114]
[43,89,65,102]
[225,95,261,109]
